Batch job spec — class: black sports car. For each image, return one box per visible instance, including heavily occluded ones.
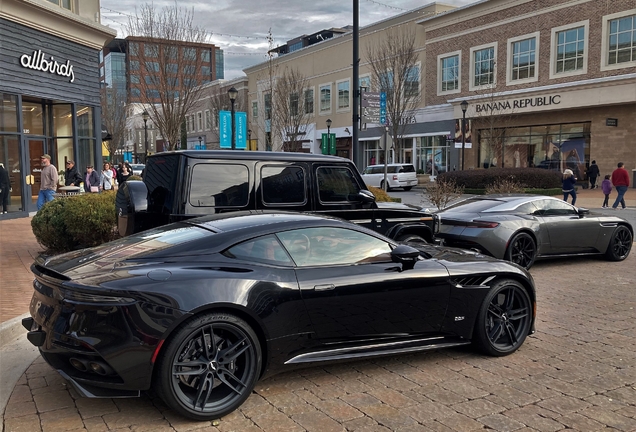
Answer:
[435,195,633,269]
[25,211,536,420]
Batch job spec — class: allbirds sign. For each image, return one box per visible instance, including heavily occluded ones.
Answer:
[20,50,75,83]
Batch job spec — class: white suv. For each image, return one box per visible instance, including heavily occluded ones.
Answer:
[361,163,418,191]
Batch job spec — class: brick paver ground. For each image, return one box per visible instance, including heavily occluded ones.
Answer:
[3,250,636,431]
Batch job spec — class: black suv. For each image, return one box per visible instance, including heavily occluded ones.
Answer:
[116,150,437,242]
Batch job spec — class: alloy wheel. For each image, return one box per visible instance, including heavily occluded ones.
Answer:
[508,234,536,268]
[610,227,632,259]
[485,285,531,352]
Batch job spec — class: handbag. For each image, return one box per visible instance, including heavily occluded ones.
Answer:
[90,186,99,193]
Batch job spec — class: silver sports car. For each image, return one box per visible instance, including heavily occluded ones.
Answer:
[435,194,633,269]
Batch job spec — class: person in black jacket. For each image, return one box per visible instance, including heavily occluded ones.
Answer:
[587,160,600,189]
[64,160,82,186]
[83,165,101,193]
[0,163,11,213]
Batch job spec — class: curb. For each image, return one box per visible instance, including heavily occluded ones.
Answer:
[0,314,29,349]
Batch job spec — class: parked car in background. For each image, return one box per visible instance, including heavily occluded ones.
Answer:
[24,211,536,421]
[361,163,418,191]
[130,164,145,176]
[435,194,633,269]
[116,151,437,244]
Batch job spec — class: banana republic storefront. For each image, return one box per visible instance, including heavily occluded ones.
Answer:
[0,12,114,218]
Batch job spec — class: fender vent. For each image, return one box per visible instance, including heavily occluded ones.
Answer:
[452,275,494,287]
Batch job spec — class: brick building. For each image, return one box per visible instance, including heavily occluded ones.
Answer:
[421,0,636,179]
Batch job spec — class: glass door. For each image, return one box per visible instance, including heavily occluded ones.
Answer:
[0,135,24,216]
[25,138,47,213]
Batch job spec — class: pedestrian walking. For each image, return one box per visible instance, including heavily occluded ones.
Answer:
[0,162,11,214]
[117,163,132,184]
[562,168,577,206]
[601,175,612,208]
[610,162,630,210]
[84,165,101,193]
[101,162,114,191]
[587,160,600,189]
[37,154,58,210]
[64,160,82,186]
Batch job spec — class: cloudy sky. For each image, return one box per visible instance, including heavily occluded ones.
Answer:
[100,0,473,79]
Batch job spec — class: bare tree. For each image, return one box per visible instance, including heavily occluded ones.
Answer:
[365,28,421,162]
[271,67,312,152]
[127,3,208,151]
[254,29,278,151]
[100,83,127,164]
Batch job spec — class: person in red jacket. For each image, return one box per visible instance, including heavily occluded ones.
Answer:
[610,162,630,210]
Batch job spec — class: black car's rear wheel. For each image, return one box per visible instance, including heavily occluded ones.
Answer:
[155,313,261,421]
[605,225,632,261]
[505,232,536,269]
[380,180,391,192]
[473,279,532,356]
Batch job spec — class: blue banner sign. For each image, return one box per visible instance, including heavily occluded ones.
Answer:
[219,110,231,149]
[235,111,247,150]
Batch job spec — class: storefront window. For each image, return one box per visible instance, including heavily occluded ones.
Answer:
[362,140,383,169]
[1,94,18,132]
[22,101,44,135]
[478,122,591,175]
[53,138,74,179]
[77,138,95,175]
[77,106,94,137]
[417,136,449,175]
[52,104,72,137]
[0,135,21,213]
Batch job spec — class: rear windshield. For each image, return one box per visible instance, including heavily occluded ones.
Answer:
[442,198,506,213]
[398,165,415,173]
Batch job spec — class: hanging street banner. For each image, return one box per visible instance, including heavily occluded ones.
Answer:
[219,110,231,149]
[235,111,247,150]
[361,91,387,125]
[321,133,336,155]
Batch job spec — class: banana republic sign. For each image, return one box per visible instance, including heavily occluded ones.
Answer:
[20,50,75,83]
[474,95,561,113]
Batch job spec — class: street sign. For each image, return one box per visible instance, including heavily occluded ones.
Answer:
[361,91,386,124]
[219,110,231,149]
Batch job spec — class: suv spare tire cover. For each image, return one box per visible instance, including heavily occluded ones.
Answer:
[116,180,148,236]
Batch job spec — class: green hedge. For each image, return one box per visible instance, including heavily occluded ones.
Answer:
[31,191,118,253]
[462,187,564,196]
[438,168,562,189]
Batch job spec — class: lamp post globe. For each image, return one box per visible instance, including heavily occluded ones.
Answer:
[326,119,332,155]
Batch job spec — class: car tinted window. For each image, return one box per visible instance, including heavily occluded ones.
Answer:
[225,235,293,266]
[317,166,361,202]
[261,165,306,205]
[144,156,178,213]
[277,227,392,267]
[442,198,507,213]
[533,199,577,216]
[189,163,249,207]
[399,165,415,173]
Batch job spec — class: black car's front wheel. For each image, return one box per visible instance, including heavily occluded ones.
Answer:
[505,232,537,269]
[155,313,261,421]
[605,225,632,261]
[473,279,533,356]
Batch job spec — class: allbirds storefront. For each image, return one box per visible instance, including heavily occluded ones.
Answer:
[0,1,115,218]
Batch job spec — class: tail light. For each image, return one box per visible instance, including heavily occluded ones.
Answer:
[442,220,499,228]
[392,175,398,180]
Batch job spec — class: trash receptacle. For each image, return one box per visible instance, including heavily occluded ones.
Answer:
[633,169,636,188]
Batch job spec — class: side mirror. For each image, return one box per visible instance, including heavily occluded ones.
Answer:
[391,244,420,270]
[358,189,376,203]
[577,207,589,216]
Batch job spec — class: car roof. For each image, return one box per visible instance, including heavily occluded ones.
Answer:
[151,150,348,163]
[440,194,563,213]
[190,211,339,233]
[367,163,413,168]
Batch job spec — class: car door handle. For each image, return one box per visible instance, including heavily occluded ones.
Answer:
[314,284,335,291]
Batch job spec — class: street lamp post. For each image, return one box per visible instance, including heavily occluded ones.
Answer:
[228,87,238,150]
[198,136,202,150]
[460,100,468,170]
[248,129,252,150]
[326,118,332,154]
[142,110,149,164]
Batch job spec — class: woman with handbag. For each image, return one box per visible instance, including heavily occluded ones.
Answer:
[84,165,101,193]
